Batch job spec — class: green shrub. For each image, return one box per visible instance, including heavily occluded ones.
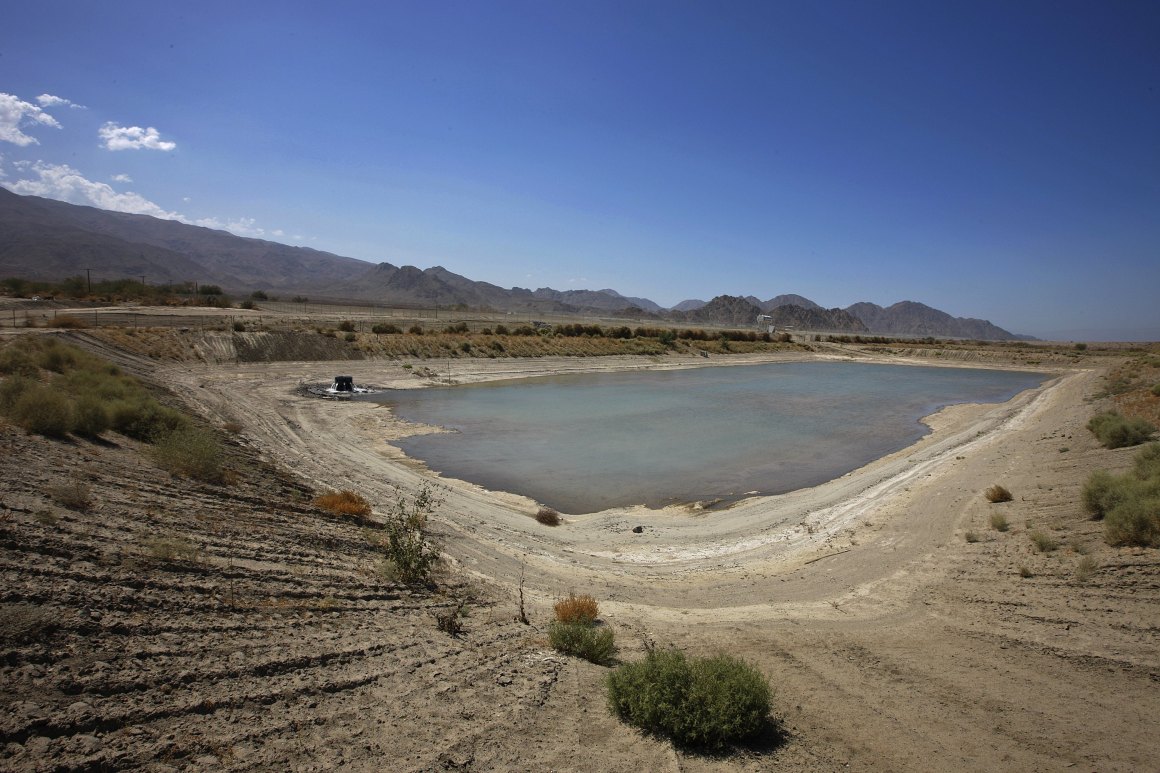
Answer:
[109,398,190,441]
[12,389,74,437]
[72,394,110,438]
[338,320,356,332]
[373,484,442,585]
[1087,411,1156,449]
[39,342,77,373]
[151,427,225,482]
[372,323,402,334]
[606,648,771,750]
[1152,383,1160,397]
[59,369,134,402]
[1082,470,1124,519]
[0,375,33,413]
[1133,442,1160,480]
[1104,495,1160,547]
[0,348,40,377]
[549,621,616,665]
[989,512,1009,532]
[1083,443,1160,546]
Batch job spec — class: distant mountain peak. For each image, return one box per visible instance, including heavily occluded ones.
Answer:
[0,189,1022,338]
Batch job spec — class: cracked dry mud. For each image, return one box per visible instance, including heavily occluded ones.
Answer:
[2,336,1159,772]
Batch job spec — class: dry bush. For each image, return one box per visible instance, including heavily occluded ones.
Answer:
[144,535,201,562]
[152,427,225,483]
[536,507,561,526]
[314,489,372,520]
[48,480,92,512]
[53,315,88,329]
[0,603,60,646]
[555,593,599,625]
[989,512,1009,532]
[1029,530,1059,553]
[1075,556,1099,584]
[984,484,1013,503]
[434,599,466,637]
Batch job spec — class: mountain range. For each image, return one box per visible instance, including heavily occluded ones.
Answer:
[0,187,1026,339]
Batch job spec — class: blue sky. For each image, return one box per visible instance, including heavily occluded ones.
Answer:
[1,1,1157,340]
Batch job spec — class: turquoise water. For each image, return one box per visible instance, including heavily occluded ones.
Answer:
[364,362,1046,513]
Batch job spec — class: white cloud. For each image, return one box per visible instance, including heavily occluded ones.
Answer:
[36,94,86,109]
[99,122,176,151]
[0,92,62,146]
[191,215,279,239]
[111,173,133,183]
[3,160,299,243]
[4,161,180,219]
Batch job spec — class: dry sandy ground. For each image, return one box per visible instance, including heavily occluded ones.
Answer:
[3,340,1159,771]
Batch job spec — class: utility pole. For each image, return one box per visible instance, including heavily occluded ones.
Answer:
[85,268,92,295]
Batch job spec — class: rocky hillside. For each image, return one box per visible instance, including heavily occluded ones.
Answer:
[846,301,1023,340]
[0,188,370,291]
[763,294,822,312]
[0,188,1023,337]
[672,295,867,332]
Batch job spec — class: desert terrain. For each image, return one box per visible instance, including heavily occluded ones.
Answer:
[2,326,1158,772]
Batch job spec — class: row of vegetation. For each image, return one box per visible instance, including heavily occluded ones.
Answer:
[0,336,226,481]
[1064,356,1160,546]
[356,320,785,343]
[334,323,802,360]
[1,275,245,307]
[1083,443,1160,547]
